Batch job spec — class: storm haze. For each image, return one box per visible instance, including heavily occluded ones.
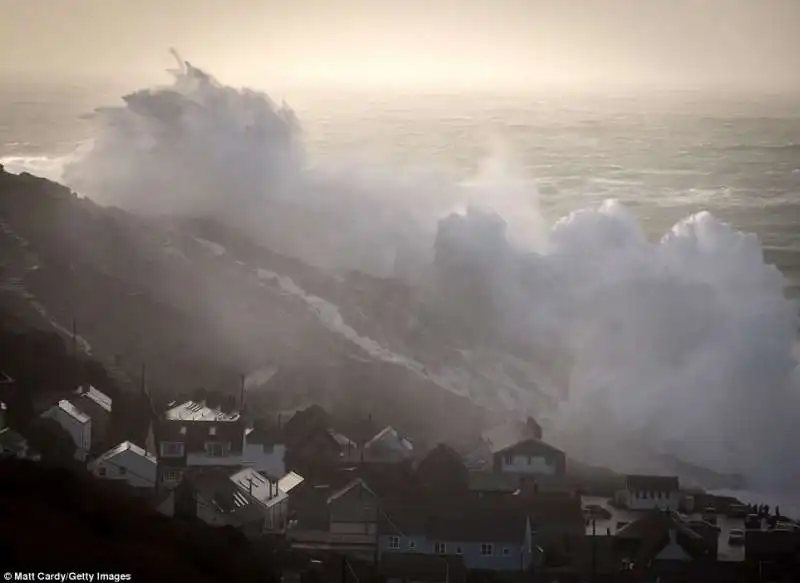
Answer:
[2,0,799,92]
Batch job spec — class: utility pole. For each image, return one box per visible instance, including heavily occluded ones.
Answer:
[591,518,597,583]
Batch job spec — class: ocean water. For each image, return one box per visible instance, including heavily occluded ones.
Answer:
[2,84,800,296]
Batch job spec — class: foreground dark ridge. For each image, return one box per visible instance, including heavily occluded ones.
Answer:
[0,458,279,580]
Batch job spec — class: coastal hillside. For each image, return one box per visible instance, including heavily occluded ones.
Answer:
[0,166,496,446]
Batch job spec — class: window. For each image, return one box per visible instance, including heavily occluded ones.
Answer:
[98,467,107,477]
[389,536,400,550]
[205,442,225,457]
[434,542,446,554]
[455,546,463,555]
[163,470,181,482]
[503,454,513,464]
[160,441,184,458]
[408,540,416,551]
[209,426,217,436]
[503,547,512,556]
[481,543,494,556]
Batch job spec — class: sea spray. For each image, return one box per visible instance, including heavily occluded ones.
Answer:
[17,53,800,489]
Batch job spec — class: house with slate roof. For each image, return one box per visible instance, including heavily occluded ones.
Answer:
[70,385,112,452]
[174,468,272,539]
[155,400,246,488]
[378,494,538,572]
[614,509,717,580]
[88,440,157,489]
[230,467,289,532]
[40,399,91,461]
[618,475,680,511]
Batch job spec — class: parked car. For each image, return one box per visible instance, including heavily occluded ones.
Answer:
[728,529,745,545]
[745,514,761,530]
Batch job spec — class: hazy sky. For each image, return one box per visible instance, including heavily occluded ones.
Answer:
[2,0,799,92]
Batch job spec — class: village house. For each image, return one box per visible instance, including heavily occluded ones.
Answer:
[155,400,245,488]
[342,425,415,465]
[614,509,717,581]
[69,385,112,452]
[40,399,91,461]
[243,421,286,477]
[87,440,157,490]
[283,406,355,471]
[230,467,289,532]
[464,418,564,476]
[492,438,566,476]
[174,468,271,539]
[378,494,537,572]
[616,475,680,511]
[286,477,381,560]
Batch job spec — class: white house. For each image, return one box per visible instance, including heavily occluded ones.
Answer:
[465,418,545,471]
[41,399,91,461]
[230,467,289,531]
[243,425,285,477]
[88,441,158,489]
[492,438,566,476]
[70,385,112,451]
[617,475,680,511]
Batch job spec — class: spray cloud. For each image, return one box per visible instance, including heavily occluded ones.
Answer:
[56,54,800,490]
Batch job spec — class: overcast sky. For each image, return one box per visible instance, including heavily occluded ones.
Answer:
[2,0,799,92]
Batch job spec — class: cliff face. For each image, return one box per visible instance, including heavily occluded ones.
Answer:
[0,167,496,445]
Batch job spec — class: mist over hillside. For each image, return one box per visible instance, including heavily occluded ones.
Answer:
[1,53,798,491]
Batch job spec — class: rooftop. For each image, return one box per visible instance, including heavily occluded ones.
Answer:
[230,468,287,508]
[184,470,265,524]
[364,426,414,452]
[278,471,305,494]
[482,418,541,454]
[93,440,157,465]
[327,478,376,504]
[76,385,112,413]
[50,399,90,424]
[164,400,240,422]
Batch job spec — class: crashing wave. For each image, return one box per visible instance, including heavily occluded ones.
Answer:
[44,54,800,489]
